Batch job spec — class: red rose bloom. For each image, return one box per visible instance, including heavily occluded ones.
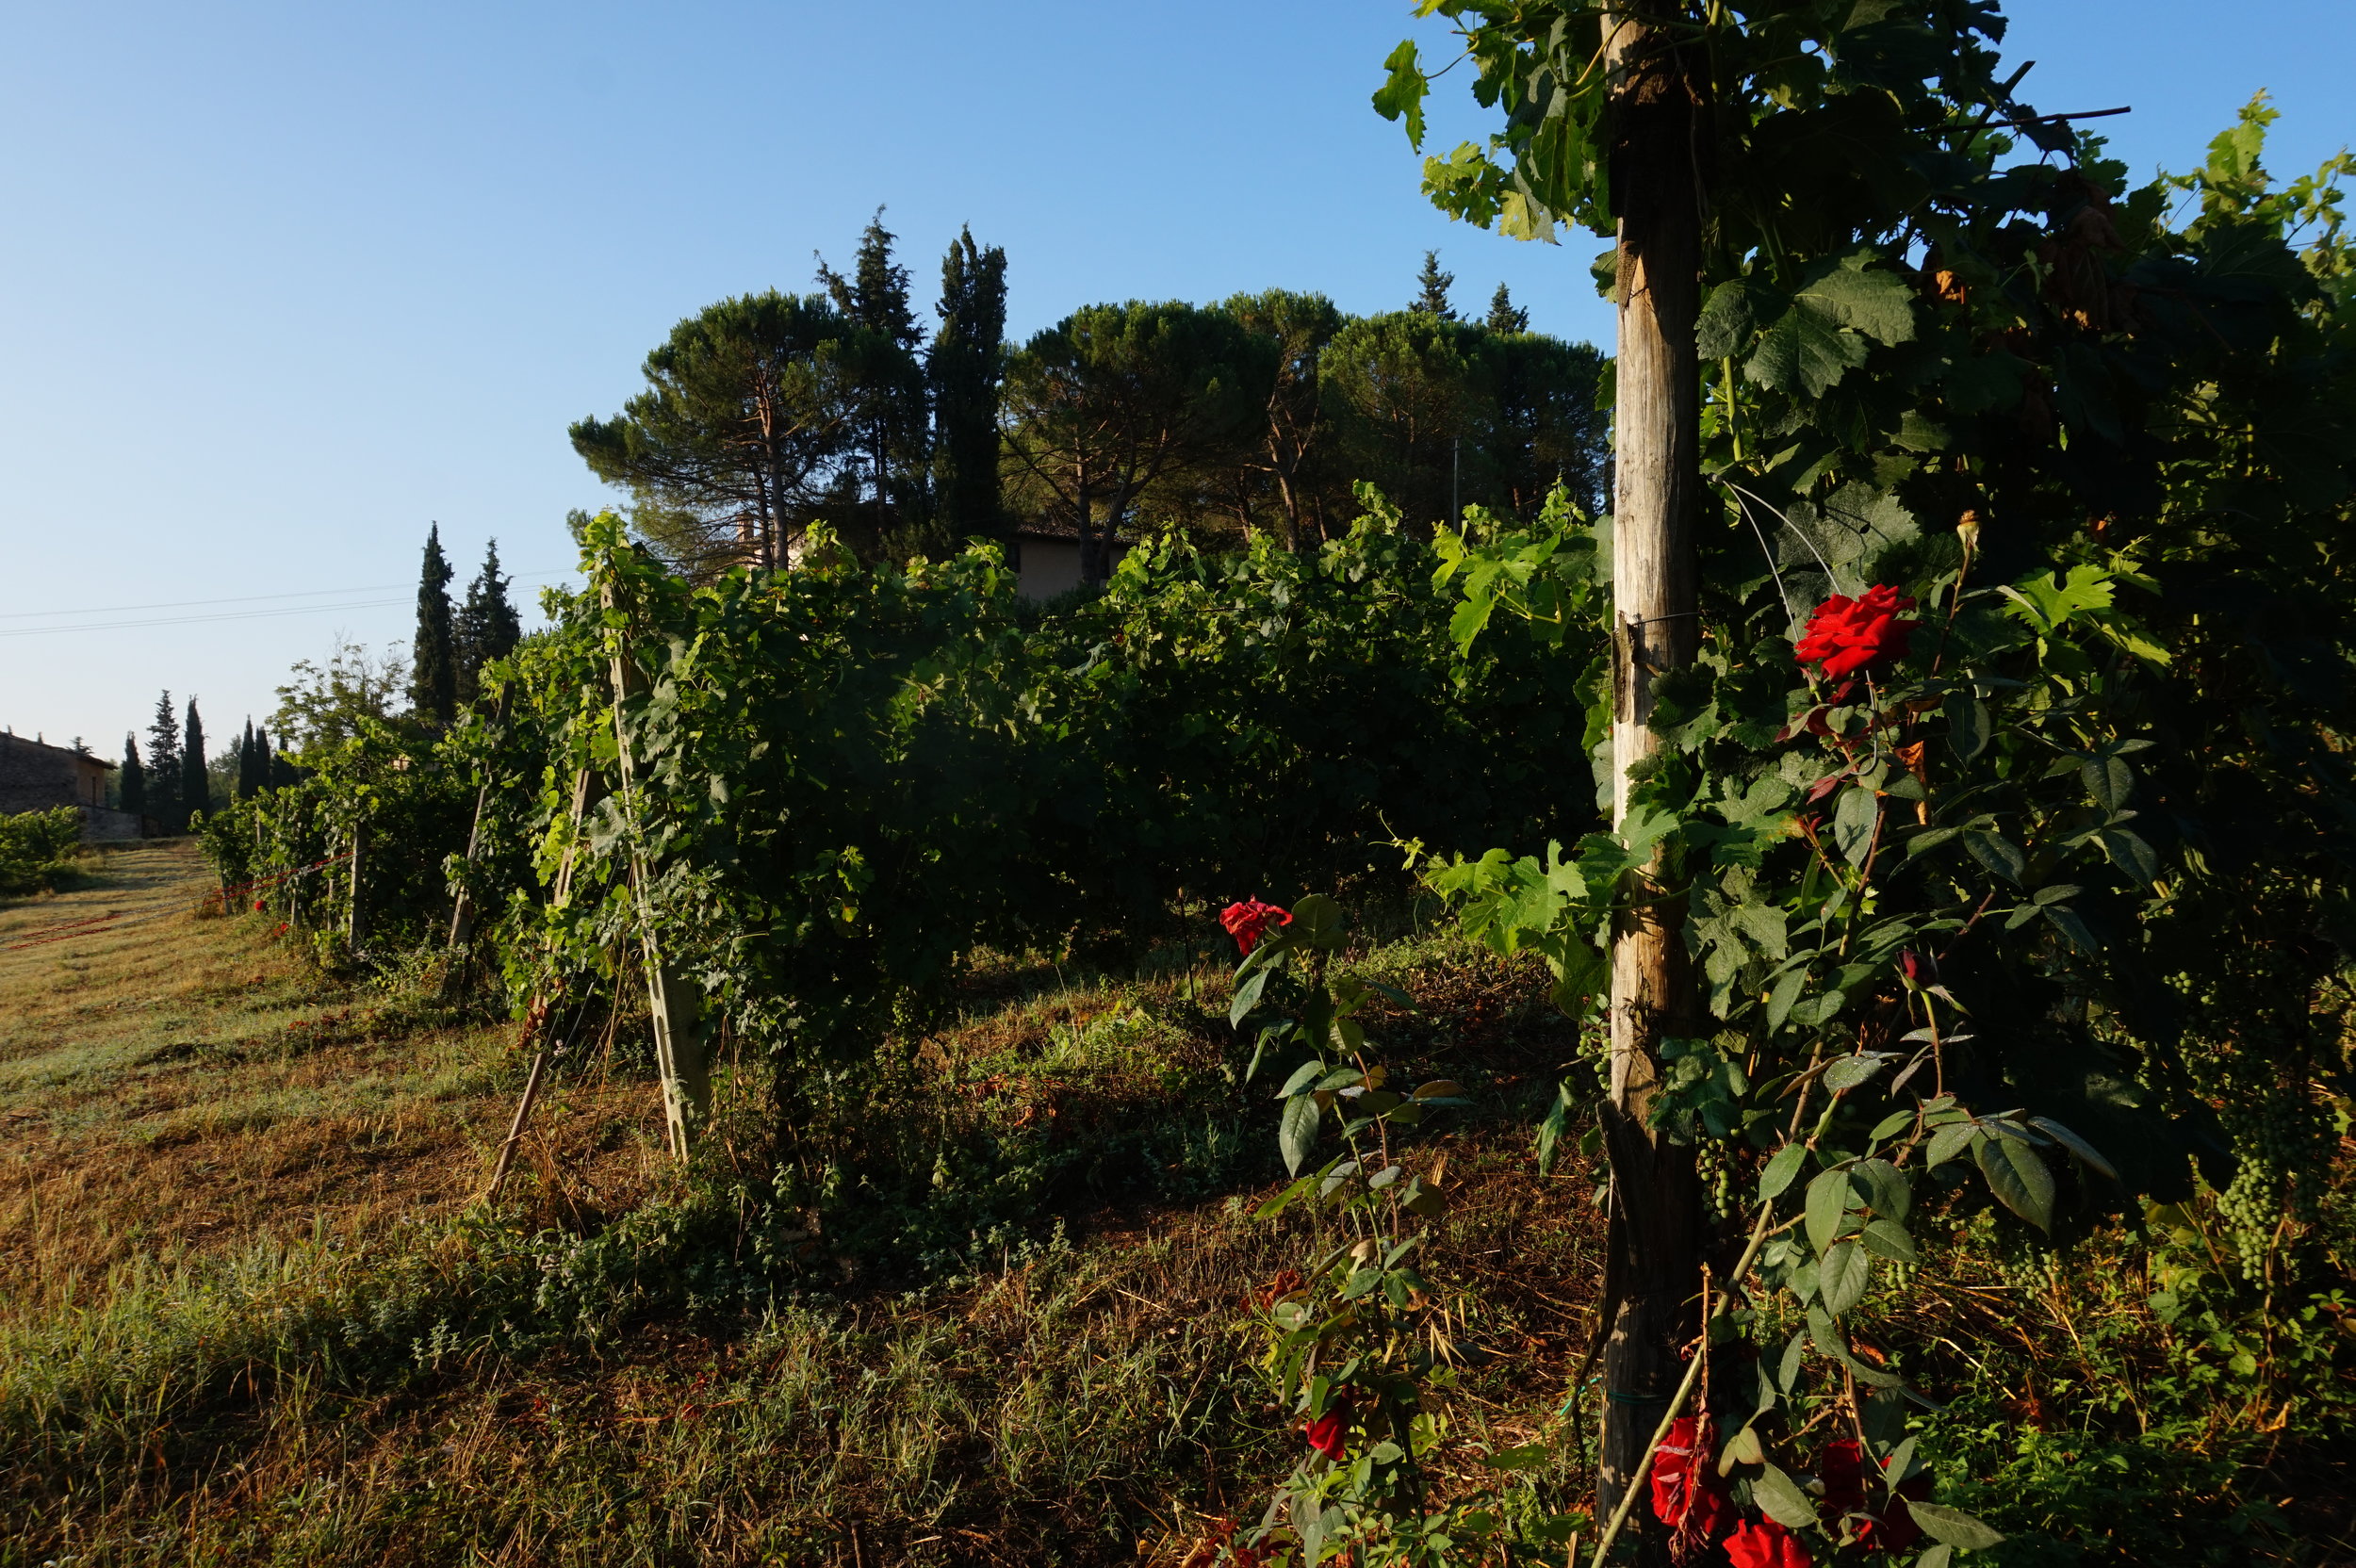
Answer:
[1724,1516,1813,1568]
[1795,584,1919,681]
[1857,1463,1933,1552]
[1303,1390,1351,1461]
[1820,1437,1867,1517]
[1651,1415,1735,1554]
[1220,899,1291,956]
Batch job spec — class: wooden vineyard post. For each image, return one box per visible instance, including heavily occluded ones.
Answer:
[446,684,512,953]
[601,573,708,1162]
[346,822,366,946]
[1596,8,1710,1547]
[479,764,597,1204]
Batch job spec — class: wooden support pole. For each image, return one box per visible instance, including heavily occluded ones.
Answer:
[601,573,708,1163]
[446,685,513,953]
[346,824,365,946]
[485,1046,552,1200]
[1597,7,1710,1548]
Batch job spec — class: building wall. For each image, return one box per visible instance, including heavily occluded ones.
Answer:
[79,806,147,841]
[0,733,107,814]
[1015,538,1133,602]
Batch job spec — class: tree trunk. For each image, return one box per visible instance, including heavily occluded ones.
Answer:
[1597,8,1709,1555]
[1073,461,1098,585]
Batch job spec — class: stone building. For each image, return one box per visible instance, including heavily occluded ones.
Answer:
[0,731,143,839]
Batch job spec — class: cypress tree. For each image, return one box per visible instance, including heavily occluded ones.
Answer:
[1485,281,1530,334]
[1411,250,1457,319]
[930,226,1009,542]
[120,733,146,818]
[235,718,257,797]
[180,699,207,824]
[454,539,523,708]
[410,524,458,726]
[254,726,276,792]
[146,692,182,832]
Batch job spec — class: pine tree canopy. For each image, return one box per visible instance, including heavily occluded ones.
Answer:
[410,523,458,727]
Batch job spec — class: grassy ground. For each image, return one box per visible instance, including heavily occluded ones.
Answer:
[0,841,665,1312]
[0,848,2347,1566]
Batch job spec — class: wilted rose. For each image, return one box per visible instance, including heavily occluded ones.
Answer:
[1651,1413,1734,1550]
[1303,1391,1351,1461]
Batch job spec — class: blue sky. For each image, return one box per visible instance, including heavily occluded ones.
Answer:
[3,1,2350,753]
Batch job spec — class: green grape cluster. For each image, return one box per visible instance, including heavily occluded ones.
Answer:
[1698,1137,1736,1220]
[2214,1158,2281,1275]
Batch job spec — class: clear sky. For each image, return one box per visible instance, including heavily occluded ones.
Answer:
[3,1,2350,755]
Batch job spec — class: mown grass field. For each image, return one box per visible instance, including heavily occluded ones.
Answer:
[1,847,2348,1566]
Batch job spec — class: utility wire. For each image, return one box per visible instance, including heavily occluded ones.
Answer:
[0,574,570,638]
[0,570,571,622]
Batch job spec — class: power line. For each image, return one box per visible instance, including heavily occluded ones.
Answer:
[0,571,572,623]
[0,574,572,639]
[0,583,405,621]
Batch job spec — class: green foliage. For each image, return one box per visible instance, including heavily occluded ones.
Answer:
[1230,896,1587,1566]
[0,807,82,894]
[1393,2,2356,1559]
[1001,299,1266,582]
[570,289,880,575]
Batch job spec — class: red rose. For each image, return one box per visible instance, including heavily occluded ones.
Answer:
[1857,1464,1933,1552]
[1724,1516,1813,1568]
[1820,1437,1867,1517]
[1220,899,1291,956]
[1651,1414,1735,1551]
[254,899,266,912]
[1897,949,1934,987]
[1795,584,1919,681]
[1303,1390,1351,1461]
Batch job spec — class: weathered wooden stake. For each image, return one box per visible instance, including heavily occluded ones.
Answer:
[485,1046,551,1200]
[446,685,513,954]
[602,574,708,1162]
[1597,8,1710,1548]
[346,824,366,946]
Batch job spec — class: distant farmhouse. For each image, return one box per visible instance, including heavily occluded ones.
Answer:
[0,732,144,840]
[1011,523,1135,602]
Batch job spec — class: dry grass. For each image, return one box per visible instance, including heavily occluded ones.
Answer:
[0,850,1610,1565]
[8,851,2332,1565]
[0,841,677,1310]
